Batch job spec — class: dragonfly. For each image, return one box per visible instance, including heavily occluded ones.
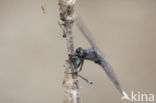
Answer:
[68,16,126,96]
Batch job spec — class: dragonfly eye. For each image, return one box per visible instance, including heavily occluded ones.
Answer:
[76,50,80,53]
[76,48,81,54]
[76,47,85,57]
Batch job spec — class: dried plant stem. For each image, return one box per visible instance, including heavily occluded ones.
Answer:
[58,0,80,103]
[41,0,48,14]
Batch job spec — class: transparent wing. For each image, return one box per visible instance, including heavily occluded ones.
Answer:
[97,52,123,95]
[76,17,98,50]
[76,17,123,95]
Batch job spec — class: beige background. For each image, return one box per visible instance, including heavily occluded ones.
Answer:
[0,0,156,103]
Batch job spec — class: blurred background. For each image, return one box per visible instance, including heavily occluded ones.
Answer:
[0,0,156,103]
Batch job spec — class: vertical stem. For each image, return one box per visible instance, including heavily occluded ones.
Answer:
[58,0,80,103]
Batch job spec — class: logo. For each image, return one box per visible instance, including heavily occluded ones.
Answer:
[121,91,155,102]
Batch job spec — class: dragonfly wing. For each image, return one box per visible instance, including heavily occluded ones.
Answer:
[76,16,123,95]
[76,17,98,49]
[96,51,123,95]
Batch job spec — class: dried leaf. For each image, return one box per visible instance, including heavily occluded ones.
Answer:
[41,0,48,14]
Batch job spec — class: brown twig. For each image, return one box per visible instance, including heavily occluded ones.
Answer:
[58,0,80,103]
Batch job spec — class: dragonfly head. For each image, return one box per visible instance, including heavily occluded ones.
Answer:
[75,47,86,57]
